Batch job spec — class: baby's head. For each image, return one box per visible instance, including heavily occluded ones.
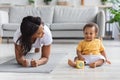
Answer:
[83,22,99,41]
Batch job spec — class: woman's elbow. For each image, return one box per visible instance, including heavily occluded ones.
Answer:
[16,58,22,65]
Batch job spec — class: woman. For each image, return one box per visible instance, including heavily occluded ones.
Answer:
[13,16,53,67]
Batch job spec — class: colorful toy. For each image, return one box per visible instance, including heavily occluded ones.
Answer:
[76,60,84,69]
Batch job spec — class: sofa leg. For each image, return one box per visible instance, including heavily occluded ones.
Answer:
[7,37,9,43]
[0,37,2,43]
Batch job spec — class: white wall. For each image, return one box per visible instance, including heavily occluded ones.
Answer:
[0,0,28,5]
[0,0,102,6]
[84,0,101,5]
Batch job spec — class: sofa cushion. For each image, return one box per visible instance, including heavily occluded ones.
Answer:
[9,6,54,24]
[2,23,20,31]
[53,6,98,23]
[51,31,84,38]
[37,6,54,24]
[50,23,86,31]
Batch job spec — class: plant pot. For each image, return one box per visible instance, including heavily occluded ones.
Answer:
[102,2,107,5]
[44,2,51,5]
[118,33,120,40]
[57,1,68,6]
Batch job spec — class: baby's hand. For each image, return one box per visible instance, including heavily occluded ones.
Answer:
[106,60,111,64]
[31,59,39,67]
[22,59,29,67]
[78,56,85,61]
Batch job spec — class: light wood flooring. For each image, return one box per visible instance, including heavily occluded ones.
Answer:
[0,39,120,80]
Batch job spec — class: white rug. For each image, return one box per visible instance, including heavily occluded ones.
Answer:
[0,53,67,73]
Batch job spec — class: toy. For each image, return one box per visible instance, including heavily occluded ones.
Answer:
[76,60,84,69]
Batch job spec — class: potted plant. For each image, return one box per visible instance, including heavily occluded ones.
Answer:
[108,8,120,29]
[101,0,108,5]
[107,0,120,31]
[28,0,35,5]
[44,0,52,5]
[107,0,120,39]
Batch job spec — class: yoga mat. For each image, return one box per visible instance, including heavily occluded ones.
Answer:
[0,53,66,73]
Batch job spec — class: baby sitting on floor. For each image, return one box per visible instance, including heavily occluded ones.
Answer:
[68,22,111,68]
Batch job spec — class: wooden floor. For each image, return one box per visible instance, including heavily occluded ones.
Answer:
[0,39,120,80]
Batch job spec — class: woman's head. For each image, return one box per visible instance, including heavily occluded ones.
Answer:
[83,22,99,41]
[18,16,44,55]
[20,16,43,38]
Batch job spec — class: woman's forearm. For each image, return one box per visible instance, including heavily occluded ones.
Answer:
[16,56,26,64]
[37,57,48,65]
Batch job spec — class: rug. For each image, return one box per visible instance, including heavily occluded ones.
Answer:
[0,53,67,73]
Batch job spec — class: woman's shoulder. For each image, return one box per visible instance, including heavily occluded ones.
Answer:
[39,25,53,45]
[44,25,50,31]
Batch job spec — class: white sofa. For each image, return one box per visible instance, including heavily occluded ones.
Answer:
[0,6,105,40]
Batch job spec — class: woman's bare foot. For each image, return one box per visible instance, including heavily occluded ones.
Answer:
[68,59,76,67]
[89,62,96,68]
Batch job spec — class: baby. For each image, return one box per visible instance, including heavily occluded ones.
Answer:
[68,22,111,68]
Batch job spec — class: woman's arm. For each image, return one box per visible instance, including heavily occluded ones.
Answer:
[31,44,51,67]
[14,44,29,67]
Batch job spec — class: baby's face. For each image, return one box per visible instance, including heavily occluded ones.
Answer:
[83,26,97,41]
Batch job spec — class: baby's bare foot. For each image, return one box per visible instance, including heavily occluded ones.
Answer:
[68,59,76,67]
[89,62,96,68]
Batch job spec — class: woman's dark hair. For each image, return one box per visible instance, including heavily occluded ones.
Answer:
[17,16,43,55]
[83,22,99,33]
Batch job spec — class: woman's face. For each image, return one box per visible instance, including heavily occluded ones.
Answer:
[83,26,97,41]
[32,24,44,39]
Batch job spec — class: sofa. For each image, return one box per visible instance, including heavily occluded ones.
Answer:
[0,6,105,41]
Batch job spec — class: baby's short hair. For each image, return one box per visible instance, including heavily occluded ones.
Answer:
[83,22,99,33]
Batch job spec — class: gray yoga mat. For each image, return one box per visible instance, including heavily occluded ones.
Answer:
[0,53,67,73]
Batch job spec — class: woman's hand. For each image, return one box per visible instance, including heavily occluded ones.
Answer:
[31,59,39,67]
[21,59,29,67]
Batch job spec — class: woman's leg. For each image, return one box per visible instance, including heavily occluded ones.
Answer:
[89,59,104,68]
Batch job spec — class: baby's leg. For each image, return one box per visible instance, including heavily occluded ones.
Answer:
[68,57,79,67]
[89,59,104,68]
[68,59,76,67]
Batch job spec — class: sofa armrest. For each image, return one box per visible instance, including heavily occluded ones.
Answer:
[0,10,9,37]
[97,10,105,37]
